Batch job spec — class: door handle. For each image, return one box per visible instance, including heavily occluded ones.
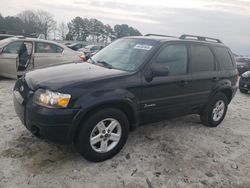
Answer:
[178,80,189,86]
[212,77,219,81]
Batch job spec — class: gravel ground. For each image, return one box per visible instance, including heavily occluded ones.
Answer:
[0,77,250,188]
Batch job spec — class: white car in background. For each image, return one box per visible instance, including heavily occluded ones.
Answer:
[0,37,84,79]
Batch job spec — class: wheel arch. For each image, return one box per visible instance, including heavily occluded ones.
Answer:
[71,100,139,143]
[220,88,233,104]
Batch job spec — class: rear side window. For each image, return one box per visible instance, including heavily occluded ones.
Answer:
[191,45,215,72]
[214,47,234,70]
[35,42,63,53]
[153,44,188,75]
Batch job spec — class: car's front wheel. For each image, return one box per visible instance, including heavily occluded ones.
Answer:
[200,93,228,127]
[75,108,129,162]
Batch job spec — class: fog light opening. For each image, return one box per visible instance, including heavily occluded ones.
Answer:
[31,126,41,138]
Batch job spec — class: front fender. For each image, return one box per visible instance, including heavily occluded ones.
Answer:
[68,88,140,142]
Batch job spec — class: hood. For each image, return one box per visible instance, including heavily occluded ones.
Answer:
[242,71,250,78]
[25,62,129,90]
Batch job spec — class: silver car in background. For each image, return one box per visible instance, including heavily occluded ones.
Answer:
[0,37,83,79]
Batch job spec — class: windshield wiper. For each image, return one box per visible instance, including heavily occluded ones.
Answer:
[97,61,113,69]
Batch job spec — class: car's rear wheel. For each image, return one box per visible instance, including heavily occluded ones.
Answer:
[200,93,228,127]
[75,108,129,162]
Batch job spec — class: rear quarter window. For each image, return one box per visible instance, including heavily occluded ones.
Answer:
[214,46,234,70]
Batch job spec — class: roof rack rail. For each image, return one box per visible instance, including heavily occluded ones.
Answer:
[179,34,222,43]
[145,34,178,38]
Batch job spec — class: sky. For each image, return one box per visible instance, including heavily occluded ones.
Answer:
[0,0,250,55]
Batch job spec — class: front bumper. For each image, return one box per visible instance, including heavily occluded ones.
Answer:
[14,92,80,144]
[239,80,250,91]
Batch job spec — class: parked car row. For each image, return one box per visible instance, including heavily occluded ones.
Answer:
[66,42,86,51]
[0,36,84,79]
[78,44,105,59]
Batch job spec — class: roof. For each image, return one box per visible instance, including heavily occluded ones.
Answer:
[0,34,14,37]
[2,37,66,48]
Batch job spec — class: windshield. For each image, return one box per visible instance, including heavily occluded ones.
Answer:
[91,38,158,72]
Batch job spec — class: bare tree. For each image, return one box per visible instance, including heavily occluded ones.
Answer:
[36,10,56,39]
[17,10,40,34]
[58,22,68,40]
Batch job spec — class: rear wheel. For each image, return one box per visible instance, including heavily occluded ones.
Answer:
[200,93,228,127]
[75,108,129,162]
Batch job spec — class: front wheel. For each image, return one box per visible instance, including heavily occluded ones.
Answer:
[75,108,129,162]
[200,93,228,127]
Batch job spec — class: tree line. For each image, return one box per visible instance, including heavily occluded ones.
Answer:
[0,10,142,42]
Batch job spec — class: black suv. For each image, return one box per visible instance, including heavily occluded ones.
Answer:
[13,34,238,162]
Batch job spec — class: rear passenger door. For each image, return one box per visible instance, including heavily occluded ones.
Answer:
[34,42,63,68]
[188,44,219,110]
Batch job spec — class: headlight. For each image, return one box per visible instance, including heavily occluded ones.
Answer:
[34,89,71,108]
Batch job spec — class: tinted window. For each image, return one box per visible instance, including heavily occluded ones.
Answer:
[214,47,234,70]
[191,45,215,72]
[153,44,188,75]
[2,41,24,54]
[35,42,63,53]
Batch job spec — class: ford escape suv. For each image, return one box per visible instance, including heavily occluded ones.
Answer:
[14,34,238,162]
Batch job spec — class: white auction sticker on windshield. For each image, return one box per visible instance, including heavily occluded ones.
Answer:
[134,44,153,50]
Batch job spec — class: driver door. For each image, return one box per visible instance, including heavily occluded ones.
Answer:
[140,43,192,123]
[0,41,23,79]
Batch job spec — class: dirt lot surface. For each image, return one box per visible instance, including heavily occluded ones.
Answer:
[0,78,250,188]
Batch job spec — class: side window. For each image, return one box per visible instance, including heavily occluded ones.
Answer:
[153,44,188,75]
[191,45,215,72]
[214,47,234,70]
[35,42,63,53]
[2,41,23,54]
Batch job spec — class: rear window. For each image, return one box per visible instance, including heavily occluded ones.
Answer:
[191,45,215,72]
[214,46,234,70]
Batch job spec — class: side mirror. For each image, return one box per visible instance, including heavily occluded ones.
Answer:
[145,64,169,82]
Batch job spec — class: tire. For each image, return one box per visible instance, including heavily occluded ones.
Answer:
[200,93,228,127]
[75,108,129,162]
